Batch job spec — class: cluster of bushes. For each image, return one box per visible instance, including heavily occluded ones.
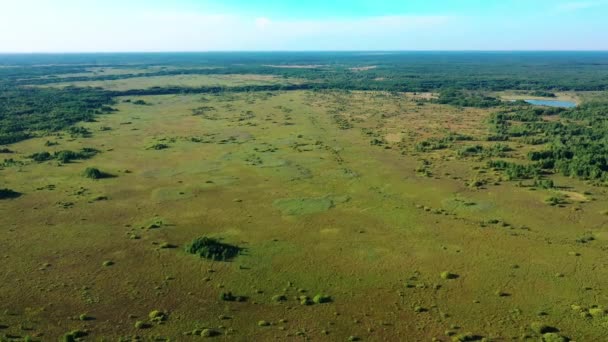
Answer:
[29,148,99,163]
[529,90,556,98]
[0,86,114,145]
[416,133,473,152]
[83,167,113,179]
[435,89,503,108]
[0,188,20,199]
[458,143,512,158]
[185,237,241,261]
[487,160,542,180]
[481,102,608,181]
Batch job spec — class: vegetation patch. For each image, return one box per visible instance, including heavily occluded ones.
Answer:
[185,237,241,261]
[30,148,100,163]
[0,188,21,199]
[83,167,113,179]
[273,196,335,215]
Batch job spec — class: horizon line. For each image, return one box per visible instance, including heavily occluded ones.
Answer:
[1,50,608,55]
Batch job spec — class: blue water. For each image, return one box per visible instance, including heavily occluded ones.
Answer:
[525,99,577,108]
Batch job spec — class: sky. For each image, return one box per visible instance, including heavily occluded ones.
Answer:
[0,0,607,52]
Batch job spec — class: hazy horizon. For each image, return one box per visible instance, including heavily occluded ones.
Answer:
[1,0,607,52]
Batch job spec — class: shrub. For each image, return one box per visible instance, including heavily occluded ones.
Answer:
[545,196,567,206]
[149,143,169,150]
[148,310,167,322]
[272,294,287,302]
[68,126,91,138]
[313,294,332,304]
[201,328,219,337]
[185,237,241,261]
[530,322,559,334]
[0,188,21,199]
[29,151,53,162]
[63,330,87,342]
[83,167,112,179]
[219,291,247,302]
[440,271,459,280]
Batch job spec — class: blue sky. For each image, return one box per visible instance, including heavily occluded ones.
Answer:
[0,0,606,52]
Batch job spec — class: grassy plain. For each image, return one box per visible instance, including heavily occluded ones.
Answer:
[37,74,305,90]
[2,80,608,341]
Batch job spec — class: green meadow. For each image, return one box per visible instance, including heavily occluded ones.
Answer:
[2,53,608,341]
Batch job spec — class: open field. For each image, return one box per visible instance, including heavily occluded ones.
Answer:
[37,74,306,91]
[2,53,608,341]
[2,86,608,341]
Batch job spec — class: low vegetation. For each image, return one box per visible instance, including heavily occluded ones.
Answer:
[185,237,241,261]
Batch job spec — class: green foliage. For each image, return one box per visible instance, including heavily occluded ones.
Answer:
[29,151,53,162]
[219,291,247,302]
[148,310,168,322]
[488,160,541,180]
[185,236,241,261]
[440,271,459,280]
[149,143,169,150]
[312,294,332,304]
[435,89,502,108]
[0,188,20,199]
[545,195,567,206]
[63,330,87,342]
[83,167,112,179]
[530,90,556,98]
[534,179,555,189]
[458,144,512,158]
[68,126,92,138]
[484,101,608,183]
[0,85,114,145]
[30,148,99,163]
[416,133,473,152]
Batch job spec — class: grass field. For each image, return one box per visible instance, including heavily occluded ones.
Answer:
[37,74,306,90]
[2,82,608,341]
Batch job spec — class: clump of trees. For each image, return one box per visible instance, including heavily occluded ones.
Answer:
[435,89,503,108]
[483,100,608,183]
[0,86,114,145]
[185,237,241,261]
[0,188,20,199]
[416,133,473,152]
[83,167,113,179]
[29,148,100,163]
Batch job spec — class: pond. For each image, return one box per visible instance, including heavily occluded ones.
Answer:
[524,99,577,108]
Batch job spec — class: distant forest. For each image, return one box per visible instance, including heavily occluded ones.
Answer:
[2,52,608,159]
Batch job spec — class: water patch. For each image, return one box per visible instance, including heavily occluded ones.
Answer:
[524,99,576,108]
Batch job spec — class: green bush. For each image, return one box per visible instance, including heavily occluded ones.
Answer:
[185,237,241,261]
[149,143,169,150]
[83,167,112,179]
[0,188,21,199]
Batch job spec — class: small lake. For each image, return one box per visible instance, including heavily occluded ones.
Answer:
[524,99,577,108]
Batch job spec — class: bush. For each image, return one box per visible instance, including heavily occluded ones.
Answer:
[149,143,169,150]
[83,167,112,179]
[0,188,21,199]
[185,237,241,261]
[440,271,459,280]
[313,294,332,304]
[29,151,53,162]
[29,148,100,163]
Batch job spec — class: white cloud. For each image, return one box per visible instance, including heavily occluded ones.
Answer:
[0,1,454,52]
[556,1,605,11]
[255,17,272,30]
